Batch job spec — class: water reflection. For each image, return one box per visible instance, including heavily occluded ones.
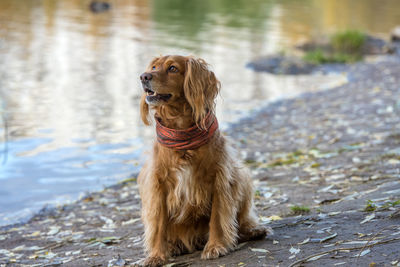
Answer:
[0,0,399,226]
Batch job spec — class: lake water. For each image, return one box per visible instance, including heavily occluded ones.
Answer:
[0,0,399,226]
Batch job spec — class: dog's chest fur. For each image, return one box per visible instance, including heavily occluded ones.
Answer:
[167,165,212,223]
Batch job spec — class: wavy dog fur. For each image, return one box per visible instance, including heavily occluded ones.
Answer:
[138,55,270,266]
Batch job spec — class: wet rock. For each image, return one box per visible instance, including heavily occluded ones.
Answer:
[363,35,393,54]
[391,26,400,42]
[295,39,330,53]
[89,1,111,13]
[297,35,392,55]
[247,55,315,75]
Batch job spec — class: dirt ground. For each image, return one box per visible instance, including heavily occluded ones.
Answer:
[1,57,400,267]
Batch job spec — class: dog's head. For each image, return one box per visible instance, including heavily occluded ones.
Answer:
[140,55,220,128]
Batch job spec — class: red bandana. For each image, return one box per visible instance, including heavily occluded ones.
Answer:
[156,112,219,150]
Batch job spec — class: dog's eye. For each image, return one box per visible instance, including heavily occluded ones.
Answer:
[168,66,178,73]
[152,66,156,70]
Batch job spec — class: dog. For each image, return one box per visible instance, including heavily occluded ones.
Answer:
[138,55,270,266]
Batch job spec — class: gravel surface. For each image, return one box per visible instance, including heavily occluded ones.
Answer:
[1,57,400,267]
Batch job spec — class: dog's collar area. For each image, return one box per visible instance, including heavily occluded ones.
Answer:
[155,112,218,150]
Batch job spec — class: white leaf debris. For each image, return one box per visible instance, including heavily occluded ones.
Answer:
[121,218,140,226]
[354,249,370,257]
[307,253,328,262]
[320,233,337,243]
[250,248,270,253]
[360,213,375,224]
[47,226,60,235]
[298,238,310,245]
[289,247,300,255]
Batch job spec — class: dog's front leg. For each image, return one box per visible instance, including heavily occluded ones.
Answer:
[201,174,238,259]
[142,184,169,266]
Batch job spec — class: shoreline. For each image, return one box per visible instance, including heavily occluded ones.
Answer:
[0,64,350,230]
[1,56,400,266]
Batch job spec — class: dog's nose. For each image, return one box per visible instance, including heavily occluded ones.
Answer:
[140,72,153,82]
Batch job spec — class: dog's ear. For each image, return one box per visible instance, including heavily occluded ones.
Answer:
[140,94,151,125]
[184,57,220,129]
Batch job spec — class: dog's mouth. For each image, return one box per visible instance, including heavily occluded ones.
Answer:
[144,88,172,104]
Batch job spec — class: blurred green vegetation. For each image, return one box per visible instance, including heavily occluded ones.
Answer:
[303,30,366,64]
[304,49,361,64]
[331,30,366,53]
[290,205,310,215]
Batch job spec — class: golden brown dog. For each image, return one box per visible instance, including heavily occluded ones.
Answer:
[138,55,270,266]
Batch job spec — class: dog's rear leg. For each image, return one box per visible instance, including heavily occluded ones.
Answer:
[237,213,272,242]
[237,183,272,243]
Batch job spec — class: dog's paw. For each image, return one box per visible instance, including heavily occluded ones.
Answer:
[141,256,166,267]
[251,225,273,238]
[168,240,190,256]
[239,225,273,242]
[201,243,228,259]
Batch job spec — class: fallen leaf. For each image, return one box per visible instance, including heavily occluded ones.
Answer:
[0,249,11,256]
[289,247,300,255]
[26,246,43,251]
[100,216,116,229]
[72,250,81,255]
[250,248,270,253]
[63,257,73,264]
[298,238,310,245]
[269,215,282,221]
[86,241,103,248]
[343,241,368,245]
[47,226,60,235]
[307,253,328,262]
[27,231,41,237]
[360,213,375,224]
[108,254,126,267]
[354,249,370,257]
[319,233,337,243]
[12,245,26,251]
[319,185,334,192]
[121,218,140,226]
[43,251,57,259]
[260,215,282,224]
[28,254,38,260]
